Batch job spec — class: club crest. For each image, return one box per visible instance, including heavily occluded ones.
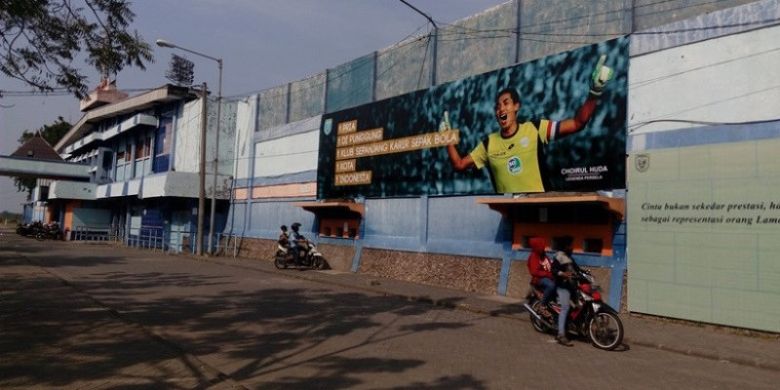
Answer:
[635,154,650,172]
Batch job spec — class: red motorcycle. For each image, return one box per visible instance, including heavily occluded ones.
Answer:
[523,268,624,350]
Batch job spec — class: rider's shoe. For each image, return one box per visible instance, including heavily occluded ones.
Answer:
[556,335,573,347]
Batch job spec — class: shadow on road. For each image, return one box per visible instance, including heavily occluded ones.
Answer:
[1,236,487,389]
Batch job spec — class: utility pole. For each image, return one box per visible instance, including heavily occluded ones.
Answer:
[196,82,208,256]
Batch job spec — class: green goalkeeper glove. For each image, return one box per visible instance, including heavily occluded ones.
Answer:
[438,110,451,132]
[589,54,614,97]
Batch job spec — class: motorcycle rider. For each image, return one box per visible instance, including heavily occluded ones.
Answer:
[552,236,580,346]
[527,237,555,317]
[278,225,290,247]
[289,222,306,265]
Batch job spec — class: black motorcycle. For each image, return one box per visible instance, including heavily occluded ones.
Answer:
[274,239,325,270]
[17,222,44,238]
[35,223,63,241]
[524,268,624,350]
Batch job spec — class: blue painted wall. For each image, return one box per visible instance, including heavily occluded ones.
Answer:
[247,199,317,239]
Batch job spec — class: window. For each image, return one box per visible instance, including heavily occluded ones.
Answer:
[319,218,361,239]
[102,151,113,170]
[135,135,151,159]
[583,238,603,254]
[156,118,172,156]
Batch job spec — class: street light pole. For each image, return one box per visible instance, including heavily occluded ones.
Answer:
[196,82,208,256]
[156,39,223,255]
[208,59,223,255]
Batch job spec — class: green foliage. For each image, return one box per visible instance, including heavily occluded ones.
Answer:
[0,0,153,97]
[0,210,23,223]
[13,117,71,196]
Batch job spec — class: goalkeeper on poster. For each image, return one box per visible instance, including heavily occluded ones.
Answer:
[445,55,614,194]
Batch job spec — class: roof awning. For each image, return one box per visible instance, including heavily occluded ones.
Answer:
[476,193,624,219]
[293,201,365,217]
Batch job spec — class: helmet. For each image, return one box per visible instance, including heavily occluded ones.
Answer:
[280,225,287,231]
[291,222,301,231]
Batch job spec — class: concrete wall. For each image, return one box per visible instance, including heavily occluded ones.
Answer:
[174,99,204,173]
[629,23,780,136]
[627,2,780,332]
[233,96,257,181]
[223,0,766,308]
[253,130,319,178]
[174,97,237,176]
[49,181,97,200]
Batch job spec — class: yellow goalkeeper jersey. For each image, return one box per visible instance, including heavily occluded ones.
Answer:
[469,119,558,193]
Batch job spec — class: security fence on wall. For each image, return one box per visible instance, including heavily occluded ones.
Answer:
[251,0,754,134]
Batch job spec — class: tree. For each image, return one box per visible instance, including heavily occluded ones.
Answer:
[165,53,194,87]
[0,0,153,98]
[13,117,71,197]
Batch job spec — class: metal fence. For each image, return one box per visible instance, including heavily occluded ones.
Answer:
[214,233,242,258]
[71,224,193,254]
[71,225,123,242]
[127,226,193,253]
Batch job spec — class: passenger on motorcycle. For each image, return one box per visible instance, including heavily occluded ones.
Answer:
[289,222,306,265]
[278,225,290,247]
[527,237,555,316]
[552,236,580,346]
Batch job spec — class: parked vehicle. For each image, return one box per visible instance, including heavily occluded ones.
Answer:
[16,223,33,236]
[523,268,624,350]
[16,222,62,241]
[16,221,43,238]
[274,239,325,270]
[35,223,63,241]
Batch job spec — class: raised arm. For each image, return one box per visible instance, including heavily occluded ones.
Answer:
[557,54,613,138]
[558,96,598,137]
[447,143,476,171]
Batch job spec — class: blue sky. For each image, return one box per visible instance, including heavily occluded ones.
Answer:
[0,0,508,213]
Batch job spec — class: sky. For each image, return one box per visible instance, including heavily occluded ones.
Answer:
[0,0,509,213]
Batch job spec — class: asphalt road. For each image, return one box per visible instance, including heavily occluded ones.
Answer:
[2,231,779,389]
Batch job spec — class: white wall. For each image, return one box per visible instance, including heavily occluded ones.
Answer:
[627,23,780,332]
[233,96,256,180]
[253,130,319,177]
[629,24,780,136]
[174,98,203,173]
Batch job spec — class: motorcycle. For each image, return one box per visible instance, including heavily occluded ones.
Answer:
[523,268,624,350]
[35,223,63,241]
[274,239,325,270]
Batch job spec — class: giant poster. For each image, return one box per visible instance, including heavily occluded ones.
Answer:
[318,36,628,199]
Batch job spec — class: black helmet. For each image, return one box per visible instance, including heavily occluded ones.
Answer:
[291,222,301,231]
[280,225,287,231]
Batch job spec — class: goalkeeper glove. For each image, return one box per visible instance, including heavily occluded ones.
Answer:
[589,54,614,97]
[438,110,451,132]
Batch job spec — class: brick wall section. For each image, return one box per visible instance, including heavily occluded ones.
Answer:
[227,238,354,271]
[621,269,628,313]
[506,261,611,304]
[359,248,501,296]
[316,243,355,272]
[507,261,532,299]
[236,237,277,262]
